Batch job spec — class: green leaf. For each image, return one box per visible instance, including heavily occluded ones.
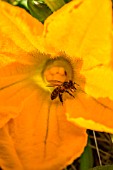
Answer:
[64,0,71,3]
[80,137,94,170]
[89,165,113,170]
[19,0,28,9]
[27,0,52,23]
[44,0,65,11]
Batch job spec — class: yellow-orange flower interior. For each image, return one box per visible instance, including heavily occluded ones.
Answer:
[0,0,113,170]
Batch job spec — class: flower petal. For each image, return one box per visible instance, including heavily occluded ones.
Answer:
[65,93,113,133]
[0,77,36,128]
[0,51,50,127]
[81,65,113,100]
[0,126,24,170]
[43,0,112,68]
[0,1,43,52]
[0,91,87,170]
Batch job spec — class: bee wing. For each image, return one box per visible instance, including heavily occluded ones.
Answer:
[48,80,63,83]
[47,85,55,87]
[47,84,60,87]
[47,80,63,87]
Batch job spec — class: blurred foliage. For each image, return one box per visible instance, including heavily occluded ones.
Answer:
[80,137,94,170]
[44,0,65,12]
[27,0,52,23]
[89,165,113,170]
[3,0,28,9]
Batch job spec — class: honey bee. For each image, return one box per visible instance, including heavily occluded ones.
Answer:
[48,80,113,110]
[48,80,77,104]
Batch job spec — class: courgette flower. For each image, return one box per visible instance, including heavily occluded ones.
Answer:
[0,0,113,170]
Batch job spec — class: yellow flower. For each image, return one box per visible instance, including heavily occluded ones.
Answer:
[0,0,113,170]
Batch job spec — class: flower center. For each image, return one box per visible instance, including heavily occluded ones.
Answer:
[43,57,74,86]
[44,66,67,83]
[32,56,74,92]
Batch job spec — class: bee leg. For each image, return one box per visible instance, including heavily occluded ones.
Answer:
[73,86,77,90]
[65,90,75,98]
[59,93,63,104]
[70,87,76,92]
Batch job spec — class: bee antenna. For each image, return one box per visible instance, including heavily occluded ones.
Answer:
[74,82,79,86]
